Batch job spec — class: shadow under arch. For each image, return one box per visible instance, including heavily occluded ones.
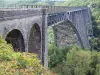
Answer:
[53,20,84,48]
[28,23,41,56]
[5,29,25,52]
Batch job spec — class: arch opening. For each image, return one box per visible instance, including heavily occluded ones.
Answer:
[28,24,41,56]
[5,29,25,52]
[53,20,83,48]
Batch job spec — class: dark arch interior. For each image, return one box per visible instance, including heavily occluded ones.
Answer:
[5,29,25,52]
[28,24,41,55]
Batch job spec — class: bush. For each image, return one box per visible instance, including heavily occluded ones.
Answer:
[90,38,100,51]
[49,45,100,75]
[62,47,91,75]
[48,43,70,68]
[0,35,55,75]
[90,51,100,75]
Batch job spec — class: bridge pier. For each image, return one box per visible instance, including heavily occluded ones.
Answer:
[41,9,48,67]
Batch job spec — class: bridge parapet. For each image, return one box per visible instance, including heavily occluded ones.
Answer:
[18,5,90,28]
[47,8,91,26]
[20,5,88,14]
[0,8,45,21]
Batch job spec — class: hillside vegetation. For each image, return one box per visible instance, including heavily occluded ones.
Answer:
[0,35,55,75]
[49,45,100,75]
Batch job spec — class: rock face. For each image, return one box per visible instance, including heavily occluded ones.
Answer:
[0,6,93,67]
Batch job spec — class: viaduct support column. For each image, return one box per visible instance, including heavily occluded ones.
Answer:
[42,9,48,67]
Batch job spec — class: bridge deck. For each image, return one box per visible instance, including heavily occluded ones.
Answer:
[0,5,88,14]
[20,5,88,14]
[0,8,43,21]
[0,5,89,26]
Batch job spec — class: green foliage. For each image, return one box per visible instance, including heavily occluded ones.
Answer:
[48,27,55,45]
[90,38,100,51]
[0,35,55,75]
[0,35,14,61]
[49,46,100,75]
[48,43,70,68]
[62,47,91,75]
[34,1,49,5]
[55,0,91,6]
[95,64,100,75]
[90,51,100,75]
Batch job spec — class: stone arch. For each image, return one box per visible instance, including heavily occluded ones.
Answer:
[66,20,84,48]
[28,23,41,56]
[53,20,84,48]
[5,29,25,52]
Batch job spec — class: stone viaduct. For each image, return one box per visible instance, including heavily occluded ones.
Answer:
[0,5,93,67]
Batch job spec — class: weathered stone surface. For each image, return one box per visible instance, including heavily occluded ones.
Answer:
[0,8,47,66]
[0,6,93,67]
